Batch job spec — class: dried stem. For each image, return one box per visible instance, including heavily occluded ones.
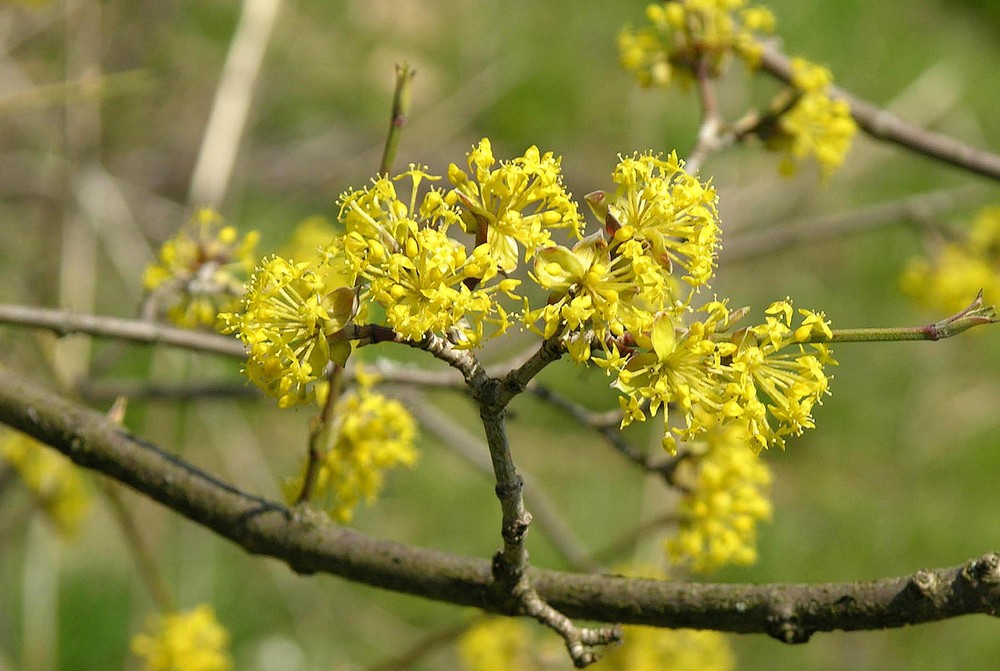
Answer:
[187,0,284,208]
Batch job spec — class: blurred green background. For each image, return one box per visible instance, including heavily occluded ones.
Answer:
[1,0,1000,670]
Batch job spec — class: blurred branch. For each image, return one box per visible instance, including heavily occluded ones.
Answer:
[759,46,1000,182]
[0,304,245,358]
[99,480,175,612]
[77,379,256,402]
[3,366,1000,642]
[723,185,986,262]
[188,0,283,208]
[0,69,150,118]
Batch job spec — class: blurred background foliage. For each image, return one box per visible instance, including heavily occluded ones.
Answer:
[1,0,999,670]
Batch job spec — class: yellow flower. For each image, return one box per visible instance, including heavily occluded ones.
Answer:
[0,429,91,537]
[720,299,835,452]
[610,309,730,454]
[339,163,521,347]
[665,418,772,573]
[765,58,857,178]
[593,626,735,671]
[131,605,232,671]
[448,138,582,273]
[222,255,357,408]
[618,0,776,89]
[901,206,1000,314]
[527,235,666,356]
[606,151,721,290]
[143,208,260,329]
[458,618,536,671]
[285,366,418,522]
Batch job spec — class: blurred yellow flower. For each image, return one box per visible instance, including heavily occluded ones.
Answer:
[901,206,1000,315]
[131,605,232,671]
[143,208,259,329]
[0,429,91,537]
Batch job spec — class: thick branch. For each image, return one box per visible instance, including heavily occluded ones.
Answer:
[2,365,999,639]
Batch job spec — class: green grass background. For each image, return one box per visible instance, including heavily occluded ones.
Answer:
[1,0,1000,670]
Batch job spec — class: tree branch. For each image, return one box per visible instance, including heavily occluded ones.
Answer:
[0,304,245,358]
[2,365,999,641]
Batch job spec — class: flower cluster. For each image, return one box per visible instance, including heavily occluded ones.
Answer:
[598,298,833,455]
[144,208,259,329]
[665,419,772,573]
[901,206,1000,314]
[0,429,91,537]
[764,58,858,178]
[448,138,582,271]
[224,140,833,456]
[285,366,418,522]
[339,164,524,346]
[222,255,357,408]
[618,0,776,89]
[528,151,720,361]
[131,604,232,671]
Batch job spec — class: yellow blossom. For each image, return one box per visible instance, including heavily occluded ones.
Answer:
[901,206,1000,314]
[222,255,357,408]
[597,151,721,291]
[339,163,522,347]
[609,308,731,454]
[721,299,835,452]
[131,605,232,671]
[143,208,259,329]
[765,58,857,178]
[448,138,582,272]
[665,418,772,573]
[0,429,91,537]
[285,366,418,522]
[593,626,735,671]
[618,0,776,89]
[458,618,537,671]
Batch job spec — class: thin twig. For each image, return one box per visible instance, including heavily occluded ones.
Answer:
[295,365,342,505]
[526,384,682,484]
[723,185,986,262]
